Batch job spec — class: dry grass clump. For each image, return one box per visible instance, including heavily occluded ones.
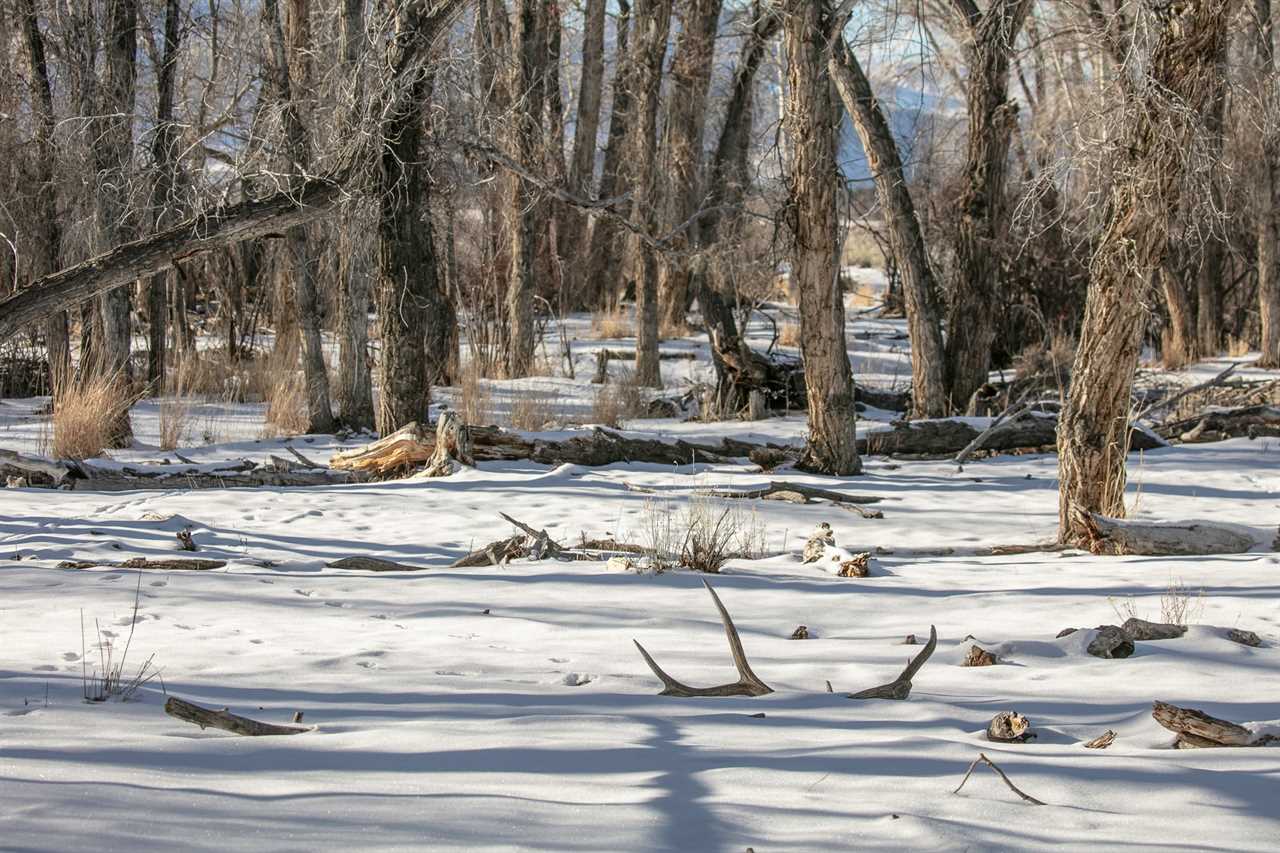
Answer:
[1109,577,1206,628]
[660,316,691,339]
[508,386,563,431]
[51,372,137,459]
[158,399,192,450]
[637,496,771,573]
[591,370,647,427]
[590,306,633,339]
[459,362,494,425]
[1012,333,1075,398]
[170,350,275,403]
[262,369,310,437]
[1226,336,1251,358]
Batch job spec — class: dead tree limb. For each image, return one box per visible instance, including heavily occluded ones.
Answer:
[846,625,937,700]
[1080,512,1256,556]
[952,753,1046,805]
[1136,362,1239,421]
[634,580,773,697]
[1151,700,1272,747]
[164,696,311,736]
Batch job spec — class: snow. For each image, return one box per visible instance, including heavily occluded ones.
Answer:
[2,313,1280,850]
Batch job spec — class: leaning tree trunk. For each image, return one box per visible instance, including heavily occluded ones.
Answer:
[627,0,674,388]
[94,0,139,446]
[20,0,70,393]
[655,0,723,333]
[829,34,948,418]
[335,0,375,429]
[783,0,860,475]
[1058,0,1237,545]
[1255,0,1280,368]
[945,0,1032,412]
[504,0,548,378]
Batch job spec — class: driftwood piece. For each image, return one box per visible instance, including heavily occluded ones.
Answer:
[1122,617,1187,641]
[422,411,474,477]
[164,696,310,736]
[789,625,810,640]
[1080,512,1256,556]
[1137,362,1239,421]
[836,552,872,578]
[330,422,436,478]
[326,556,424,572]
[634,580,773,697]
[953,753,1046,805]
[1083,730,1117,749]
[987,711,1035,743]
[864,412,1163,458]
[1151,700,1263,748]
[801,523,835,563]
[846,625,937,700]
[57,556,227,570]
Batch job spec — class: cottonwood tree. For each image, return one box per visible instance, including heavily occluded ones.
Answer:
[1255,0,1280,367]
[782,0,860,475]
[1058,0,1237,544]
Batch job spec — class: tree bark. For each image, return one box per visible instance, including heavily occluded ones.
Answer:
[1256,0,1280,367]
[656,0,724,333]
[568,0,606,194]
[19,0,70,393]
[505,0,549,378]
[1058,0,1237,545]
[146,0,182,391]
[783,0,860,475]
[829,34,948,418]
[627,0,674,388]
[1158,261,1199,368]
[1196,89,1226,357]
[94,0,139,446]
[335,0,375,429]
[944,0,1032,411]
[263,0,337,433]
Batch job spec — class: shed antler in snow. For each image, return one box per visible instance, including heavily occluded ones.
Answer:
[845,625,937,700]
[634,580,773,697]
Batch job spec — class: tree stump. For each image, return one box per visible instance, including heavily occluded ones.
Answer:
[987,711,1034,743]
[422,411,474,477]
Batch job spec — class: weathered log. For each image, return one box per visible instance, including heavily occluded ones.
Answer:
[326,556,425,572]
[863,411,1163,458]
[164,696,310,736]
[329,422,436,477]
[963,645,999,667]
[57,557,226,570]
[1227,628,1263,647]
[1151,700,1264,748]
[1122,617,1187,641]
[1159,404,1280,442]
[1081,512,1257,556]
[846,625,937,700]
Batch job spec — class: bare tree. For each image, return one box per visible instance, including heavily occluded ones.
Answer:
[1255,0,1280,367]
[1058,0,1237,545]
[944,0,1032,412]
[145,0,183,390]
[783,0,860,475]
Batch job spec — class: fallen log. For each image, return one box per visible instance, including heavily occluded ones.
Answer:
[1080,512,1257,556]
[164,696,311,736]
[1151,700,1274,748]
[326,556,425,572]
[1158,404,1280,443]
[1122,617,1187,641]
[862,412,1163,458]
[58,557,227,570]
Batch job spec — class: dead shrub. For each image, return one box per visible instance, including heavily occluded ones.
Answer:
[660,315,691,340]
[508,386,562,431]
[262,370,309,437]
[52,372,137,459]
[158,399,192,450]
[636,495,769,573]
[590,306,633,339]
[170,350,274,403]
[591,370,647,427]
[1011,333,1075,399]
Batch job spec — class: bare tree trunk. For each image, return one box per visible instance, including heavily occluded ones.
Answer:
[568,0,606,194]
[656,0,723,333]
[263,0,336,433]
[783,0,859,475]
[1159,262,1200,368]
[829,33,948,418]
[581,0,632,309]
[944,0,1032,411]
[504,0,548,378]
[20,0,70,393]
[1196,88,1226,357]
[626,0,674,388]
[1256,0,1280,367]
[1058,0,1236,545]
[336,0,375,429]
[147,0,182,391]
[94,0,138,446]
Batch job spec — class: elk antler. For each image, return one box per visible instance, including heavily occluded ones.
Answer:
[633,580,773,697]
[846,625,937,700]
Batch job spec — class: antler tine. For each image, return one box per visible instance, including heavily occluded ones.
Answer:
[701,580,772,694]
[632,581,773,697]
[896,625,937,683]
[846,624,938,701]
[633,639,700,697]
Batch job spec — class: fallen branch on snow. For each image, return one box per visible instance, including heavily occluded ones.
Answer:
[164,696,311,736]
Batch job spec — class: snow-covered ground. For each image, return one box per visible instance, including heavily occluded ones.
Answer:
[2,306,1279,851]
